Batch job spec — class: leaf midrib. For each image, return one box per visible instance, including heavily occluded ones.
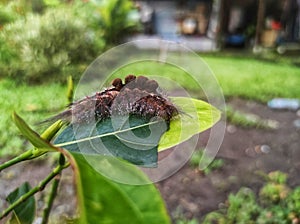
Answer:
[55,120,161,148]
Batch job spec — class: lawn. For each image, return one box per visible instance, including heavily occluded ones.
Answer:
[203,55,300,102]
[111,54,300,102]
[0,80,66,156]
[0,54,299,156]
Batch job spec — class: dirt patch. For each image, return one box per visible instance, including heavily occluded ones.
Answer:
[0,98,299,223]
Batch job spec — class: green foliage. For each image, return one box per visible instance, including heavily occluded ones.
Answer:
[0,1,22,26]
[267,171,288,184]
[176,218,199,224]
[0,0,140,83]
[0,5,103,83]
[189,150,224,175]
[92,0,140,45]
[202,171,300,224]
[259,171,289,205]
[226,188,260,223]
[0,1,25,65]
[259,183,289,205]
[6,182,35,224]
[173,208,199,224]
[287,187,300,218]
[43,0,62,7]
[0,35,17,65]
[72,153,170,224]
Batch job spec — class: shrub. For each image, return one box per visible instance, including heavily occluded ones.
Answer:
[0,4,104,83]
[287,187,300,218]
[0,0,140,84]
[0,1,25,26]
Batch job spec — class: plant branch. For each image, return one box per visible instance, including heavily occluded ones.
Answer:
[0,148,48,172]
[41,173,61,224]
[41,153,65,224]
[0,161,69,220]
[0,149,34,172]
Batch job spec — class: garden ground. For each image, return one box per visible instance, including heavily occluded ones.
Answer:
[1,97,299,223]
[158,97,300,222]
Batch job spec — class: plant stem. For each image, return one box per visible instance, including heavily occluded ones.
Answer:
[41,153,65,224]
[41,173,61,224]
[0,162,69,220]
[0,149,34,172]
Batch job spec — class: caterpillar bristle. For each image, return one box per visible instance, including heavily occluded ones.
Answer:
[42,75,178,125]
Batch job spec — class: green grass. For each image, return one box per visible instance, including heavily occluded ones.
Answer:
[0,79,67,156]
[110,54,300,102]
[203,55,300,102]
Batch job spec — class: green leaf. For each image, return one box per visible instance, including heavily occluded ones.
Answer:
[158,97,221,151]
[12,112,58,152]
[54,115,168,167]
[71,153,170,224]
[6,182,35,224]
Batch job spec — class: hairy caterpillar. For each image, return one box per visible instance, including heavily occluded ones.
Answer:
[47,75,178,124]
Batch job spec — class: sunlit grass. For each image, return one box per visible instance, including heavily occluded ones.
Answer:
[110,54,300,102]
[0,79,66,156]
[203,56,300,102]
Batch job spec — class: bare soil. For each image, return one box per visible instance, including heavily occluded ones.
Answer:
[0,98,299,223]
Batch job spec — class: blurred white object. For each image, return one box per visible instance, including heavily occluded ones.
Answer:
[268,98,300,110]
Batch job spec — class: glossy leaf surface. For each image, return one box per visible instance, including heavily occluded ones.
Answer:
[72,153,170,224]
[158,97,221,151]
[54,115,168,167]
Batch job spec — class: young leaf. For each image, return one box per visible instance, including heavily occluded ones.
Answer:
[6,182,35,224]
[71,153,170,224]
[54,115,168,167]
[12,112,59,152]
[40,120,64,142]
[158,97,221,151]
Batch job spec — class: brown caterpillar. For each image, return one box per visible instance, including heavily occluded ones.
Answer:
[47,75,178,124]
